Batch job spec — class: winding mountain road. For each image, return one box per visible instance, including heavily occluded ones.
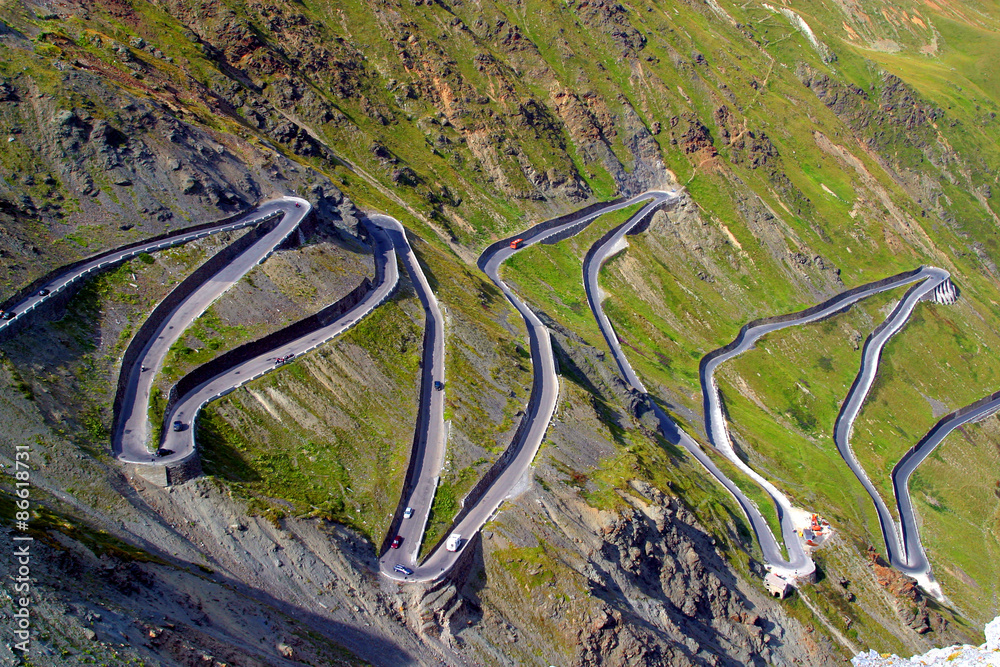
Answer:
[3,189,976,590]
[116,197,313,462]
[582,193,817,580]
[698,265,960,590]
[96,200,448,580]
[384,189,952,586]
[699,269,937,577]
[579,198,970,588]
[144,216,401,466]
[382,192,676,580]
[832,267,951,592]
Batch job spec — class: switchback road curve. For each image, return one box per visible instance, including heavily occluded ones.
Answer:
[116,197,313,462]
[892,389,1000,593]
[2,191,973,590]
[583,193,815,580]
[145,216,401,466]
[832,267,952,592]
[0,201,294,336]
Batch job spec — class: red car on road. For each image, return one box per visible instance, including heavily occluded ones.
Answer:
[390,536,403,549]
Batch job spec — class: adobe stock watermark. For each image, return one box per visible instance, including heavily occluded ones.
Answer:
[10,444,33,654]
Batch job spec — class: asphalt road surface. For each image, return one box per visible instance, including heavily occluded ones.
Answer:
[136,215,400,466]
[115,197,313,462]
[0,205,288,335]
[582,193,819,580]
[369,215,448,581]
[831,267,950,590]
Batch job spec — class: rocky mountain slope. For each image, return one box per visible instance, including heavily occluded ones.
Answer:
[1,0,1000,664]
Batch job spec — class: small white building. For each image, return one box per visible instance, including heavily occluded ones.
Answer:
[765,572,792,599]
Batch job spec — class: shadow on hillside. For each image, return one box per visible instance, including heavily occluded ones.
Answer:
[195,411,262,483]
[39,487,417,665]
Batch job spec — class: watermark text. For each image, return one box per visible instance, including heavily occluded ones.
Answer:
[10,444,33,654]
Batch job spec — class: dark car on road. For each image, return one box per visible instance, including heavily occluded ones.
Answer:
[390,536,403,549]
[155,448,174,457]
[38,288,50,296]
[393,564,413,575]
[2,311,15,320]
[434,380,444,391]
[172,420,184,432]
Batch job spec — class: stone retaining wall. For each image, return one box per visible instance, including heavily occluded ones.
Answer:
[111,214,285,436]
[162,274,375,424]
[163,219,396,483]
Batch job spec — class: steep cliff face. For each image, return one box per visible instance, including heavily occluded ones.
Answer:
[460,481,839,667]
[0,55,333,295]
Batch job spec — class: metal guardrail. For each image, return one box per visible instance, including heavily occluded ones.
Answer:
[0,210,283,334]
